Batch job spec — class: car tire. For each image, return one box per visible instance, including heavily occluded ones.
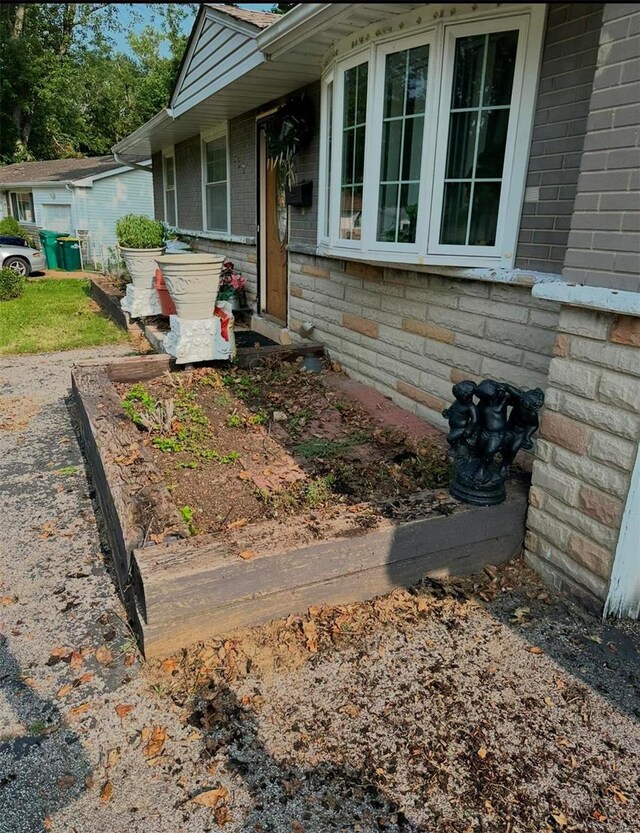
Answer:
[4,256,30,277]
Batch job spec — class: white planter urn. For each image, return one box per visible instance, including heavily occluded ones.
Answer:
[155,254,224,320]
[119,246,165,319]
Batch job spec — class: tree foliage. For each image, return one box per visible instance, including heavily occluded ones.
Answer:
[0,3,195,163]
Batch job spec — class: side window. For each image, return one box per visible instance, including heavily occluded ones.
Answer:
[339,61,368,241]
[439,29,519,247]
[377,44,429,244]
[204,135,228,233]
[163,153,177,227]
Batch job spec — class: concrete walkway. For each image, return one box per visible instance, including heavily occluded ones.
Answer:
[0,348,204,833]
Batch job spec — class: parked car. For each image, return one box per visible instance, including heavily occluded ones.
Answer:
[1,241,46,276]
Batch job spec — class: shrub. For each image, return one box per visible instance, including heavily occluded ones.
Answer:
[0,267,25,301]
[0,217,34,246]
[116,214,166,249]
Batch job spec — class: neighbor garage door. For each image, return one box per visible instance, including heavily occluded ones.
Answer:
[42,203,73,233]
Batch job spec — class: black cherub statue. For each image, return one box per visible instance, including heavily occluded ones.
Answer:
[443,378,544,506]
[442,380,478,459]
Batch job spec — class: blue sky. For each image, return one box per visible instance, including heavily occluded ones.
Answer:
[112,3,275,53]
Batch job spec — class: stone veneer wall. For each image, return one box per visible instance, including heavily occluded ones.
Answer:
[525,308,640,610]
[288,252,561,431]
[188,238,258,307]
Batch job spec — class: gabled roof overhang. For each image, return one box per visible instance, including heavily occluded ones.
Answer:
[113,3,425,160]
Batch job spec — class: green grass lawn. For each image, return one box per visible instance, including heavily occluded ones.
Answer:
[0,279,128,355]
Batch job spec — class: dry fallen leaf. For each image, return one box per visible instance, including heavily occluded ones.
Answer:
[57,684,73,698]
[160,657,179,674]
[1,595,17,606]
[115,704,134,719]
[227,518,248,530]
[477,746,488,759]
[215,805,230,826]
[544,696,556,707]
[191,786,229,808]
[38,521,56,539]
[143,725,167,758]
[302,620,318,653]
[527,646,544,655]
[95,646,113,665]
[609,784,628,803]
[123,652,136,667]
[100,781,114,803]
[114,445,139,466]
[238,470,253,481]
[107,748,120,768]
[551,811,567,827]
[68,702,91,719]
[239,549,255,560]
[69,650,83,669]
[78,672,94,684]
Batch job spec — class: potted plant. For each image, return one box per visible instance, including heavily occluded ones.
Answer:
[216,261,247,310]
[155,253,226,319]
[116,214,167,292]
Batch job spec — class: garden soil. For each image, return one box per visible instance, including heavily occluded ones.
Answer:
[0,348,638,833]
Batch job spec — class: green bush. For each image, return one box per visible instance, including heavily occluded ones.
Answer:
[116,214,166,249]
[0,217,34,247]
[0,267,25,301]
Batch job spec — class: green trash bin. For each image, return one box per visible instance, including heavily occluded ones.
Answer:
[57,237,82,271]
[38,229,69,270]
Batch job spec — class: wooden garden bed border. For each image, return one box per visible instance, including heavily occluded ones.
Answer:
[72,353,529,658]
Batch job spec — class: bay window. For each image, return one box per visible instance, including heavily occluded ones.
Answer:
[319,6,544,268]
[202,127,229,234]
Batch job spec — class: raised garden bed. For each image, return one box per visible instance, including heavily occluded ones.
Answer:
[72,352,529,658]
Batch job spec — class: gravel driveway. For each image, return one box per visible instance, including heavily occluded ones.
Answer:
[1,348,638,833]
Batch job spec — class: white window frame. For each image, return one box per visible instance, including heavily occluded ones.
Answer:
[9,190,35,224]
[201,124,230,235]
[162,147,177,228]
[317,4,546,269]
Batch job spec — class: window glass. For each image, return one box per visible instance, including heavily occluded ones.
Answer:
[324,81,333,237]
[164,156,176,226]
[205,135,228,232]
[440,29,519,246]
[340,62,367,240]
[377,44,429,244]
[10,192,34,223]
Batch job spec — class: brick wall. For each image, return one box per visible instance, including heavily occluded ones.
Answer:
[229,112,257,238]
[152,152,164,222]
[561,4,640,293]
[175,135,203,230]
[289,82,320,247]
[516,3,604,274]
[525,309,640,610]
[288,251,561,430]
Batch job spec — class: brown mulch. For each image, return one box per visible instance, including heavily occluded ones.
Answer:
[115,359,453,537]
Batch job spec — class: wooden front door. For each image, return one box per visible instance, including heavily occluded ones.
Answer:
[264,160,288,323]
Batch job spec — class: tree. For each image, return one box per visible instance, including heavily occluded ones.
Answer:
[0,3,195,163]
[269,3,296,14]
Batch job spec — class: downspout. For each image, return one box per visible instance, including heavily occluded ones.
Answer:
[112,152,152,173]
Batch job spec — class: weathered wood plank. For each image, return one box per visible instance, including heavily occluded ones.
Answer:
[133,485,527,631]
[72,365,188,598]
[74,353,173,382]
[90,277,129,332]
[234,341,325,368]
[135,529,525,658]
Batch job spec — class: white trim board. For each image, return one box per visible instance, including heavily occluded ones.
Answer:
[604,442,640,620]
[532,283,640,317]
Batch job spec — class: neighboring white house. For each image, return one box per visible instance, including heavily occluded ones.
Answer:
[0,156,153,267]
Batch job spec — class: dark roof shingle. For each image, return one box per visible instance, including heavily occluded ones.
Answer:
[206,4,281,29]
[0,156,130,185]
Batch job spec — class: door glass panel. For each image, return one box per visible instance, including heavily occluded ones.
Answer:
[440,28,519,246]
[165,193,176,227]
[340,62,368,240]
[377,44,429,244]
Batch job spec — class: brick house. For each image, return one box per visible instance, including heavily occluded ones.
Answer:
[114,3,640,618]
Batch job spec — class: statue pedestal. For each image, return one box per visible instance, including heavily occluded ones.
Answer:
[164,315,234,364]
[120,284,162,319]
[449,457,506,506]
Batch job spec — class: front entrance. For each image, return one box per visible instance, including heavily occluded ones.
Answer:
[259,124,288,325]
